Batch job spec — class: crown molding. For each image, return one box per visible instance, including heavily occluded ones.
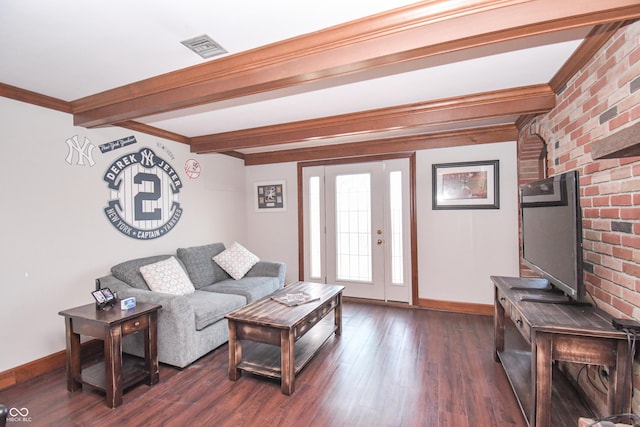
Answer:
[117,121,191,145]
[550,20,629,92]
[0,82,72,113]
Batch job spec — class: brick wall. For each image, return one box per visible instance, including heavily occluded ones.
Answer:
[517,19,640,414]
[518,124,546,276]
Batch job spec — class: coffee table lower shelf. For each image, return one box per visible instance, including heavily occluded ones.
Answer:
[237,316,336,379]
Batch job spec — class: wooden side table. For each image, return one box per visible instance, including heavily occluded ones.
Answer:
[59,302,161,408]
[492,276,633,427]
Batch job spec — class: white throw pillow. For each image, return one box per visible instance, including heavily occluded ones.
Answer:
[213,242,259,280]
[139,256,195,295]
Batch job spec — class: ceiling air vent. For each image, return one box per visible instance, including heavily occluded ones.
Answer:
[181,34,227,59]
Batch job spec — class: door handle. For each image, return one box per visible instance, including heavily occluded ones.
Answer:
[377,239,383,245]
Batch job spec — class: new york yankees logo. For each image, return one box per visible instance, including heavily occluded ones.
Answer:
[65,135,96,166]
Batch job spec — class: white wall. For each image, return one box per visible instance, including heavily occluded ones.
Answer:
[0,97,247,372]
[245,141,520,307]
[417,141,520,304]
[245,163,299,285]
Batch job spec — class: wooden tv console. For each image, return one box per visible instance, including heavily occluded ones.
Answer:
[492,276,634,427]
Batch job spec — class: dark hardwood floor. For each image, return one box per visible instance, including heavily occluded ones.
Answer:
[0,302,526,427]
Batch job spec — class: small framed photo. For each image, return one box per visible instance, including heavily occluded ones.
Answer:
[92,287,116,308]
[432,160,499,210]
[101,288,115,302]
[92,290,107,304]
[255,181,286,212]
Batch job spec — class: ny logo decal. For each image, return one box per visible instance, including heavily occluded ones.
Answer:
[65,135,96,166]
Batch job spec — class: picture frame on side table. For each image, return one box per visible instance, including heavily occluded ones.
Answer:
[255,181,286,212]
[432,160,499,210]
[92,287,116,310]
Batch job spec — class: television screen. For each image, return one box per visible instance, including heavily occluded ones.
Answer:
[520,170,585,302]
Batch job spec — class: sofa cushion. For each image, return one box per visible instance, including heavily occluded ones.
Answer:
[212,242,259,280]
[177,243,230,288]
[186,291,246,330]
[139,256,195,296]
[111,255,174,290]
[202,276,280,303]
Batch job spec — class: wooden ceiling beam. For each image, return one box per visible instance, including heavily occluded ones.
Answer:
[243,124,518,165]
[190,85,554,153]
[72,0,640,128]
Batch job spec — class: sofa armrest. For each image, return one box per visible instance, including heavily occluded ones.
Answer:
[245,261,286,286]
[97,275,202,368]
[97,275,194,319]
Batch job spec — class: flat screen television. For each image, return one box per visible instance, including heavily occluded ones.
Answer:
[520,170,586,304]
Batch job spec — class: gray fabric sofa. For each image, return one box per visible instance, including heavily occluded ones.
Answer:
[97,242,285,368]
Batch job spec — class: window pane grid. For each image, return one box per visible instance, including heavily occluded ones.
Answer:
[390,171,404,284]
[335,173,371,282]
[309,176,321,278]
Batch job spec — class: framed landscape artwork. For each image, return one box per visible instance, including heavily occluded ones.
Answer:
[255,181,286,212]
[432,160,499,210]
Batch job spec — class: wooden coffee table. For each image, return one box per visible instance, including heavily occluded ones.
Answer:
[225,281,344,395]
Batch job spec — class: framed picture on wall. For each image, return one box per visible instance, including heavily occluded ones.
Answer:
[255,181,286,212]
[432,160,499,210]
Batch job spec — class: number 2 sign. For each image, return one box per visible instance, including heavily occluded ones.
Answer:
[103,147,183,240]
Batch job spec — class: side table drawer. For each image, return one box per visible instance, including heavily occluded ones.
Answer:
[122,315,148,335]
[510,306,531,343]
[294,297,338,339]
[496,288,511,314]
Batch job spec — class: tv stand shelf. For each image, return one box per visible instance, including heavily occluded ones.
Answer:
[492,276,634,427]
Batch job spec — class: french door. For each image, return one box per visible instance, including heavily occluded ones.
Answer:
[302,158,411,303]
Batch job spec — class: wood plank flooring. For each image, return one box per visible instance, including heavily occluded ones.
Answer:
[0,302,526,427]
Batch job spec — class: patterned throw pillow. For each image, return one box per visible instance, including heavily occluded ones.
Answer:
[212,242,259,280]
[139,256,195,295]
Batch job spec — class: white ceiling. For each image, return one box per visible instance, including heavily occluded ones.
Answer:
[0,1,596,154]
[144,33,586,137]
